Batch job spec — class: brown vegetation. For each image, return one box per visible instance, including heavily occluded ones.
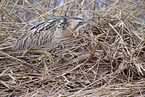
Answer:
[0,0,145,96]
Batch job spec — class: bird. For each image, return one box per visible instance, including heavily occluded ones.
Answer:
[12,16,96,76]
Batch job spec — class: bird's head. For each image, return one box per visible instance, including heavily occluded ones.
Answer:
[60,17,97,37]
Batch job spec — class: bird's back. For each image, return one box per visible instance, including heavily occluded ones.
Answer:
[12,16,68,50]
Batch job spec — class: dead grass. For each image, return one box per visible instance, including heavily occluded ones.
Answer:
[0,0,145,96]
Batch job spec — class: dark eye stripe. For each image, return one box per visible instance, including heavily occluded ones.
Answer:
[62,23,68,30]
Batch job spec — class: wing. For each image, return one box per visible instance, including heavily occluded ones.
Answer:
[13,16,63,50]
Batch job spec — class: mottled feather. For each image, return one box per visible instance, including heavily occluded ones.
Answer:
[13,16,68,50]
[13,16,95,50]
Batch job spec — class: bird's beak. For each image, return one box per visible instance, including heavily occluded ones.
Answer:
[83,20,97,25]
[73,20,97,32]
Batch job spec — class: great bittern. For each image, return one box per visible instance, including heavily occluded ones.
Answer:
[13,16,95,76]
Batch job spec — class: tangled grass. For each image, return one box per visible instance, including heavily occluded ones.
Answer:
[0,0,145,96]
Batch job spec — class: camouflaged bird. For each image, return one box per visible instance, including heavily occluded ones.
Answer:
[13,16,94,50]
[12,16,96,75]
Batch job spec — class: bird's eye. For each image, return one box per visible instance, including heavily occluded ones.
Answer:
[79,21,83,25]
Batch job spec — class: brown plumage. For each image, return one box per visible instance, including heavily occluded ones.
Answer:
[13,16,94,50]
[13,16,96,75]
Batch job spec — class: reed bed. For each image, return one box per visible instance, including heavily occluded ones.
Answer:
[0,0,145,96]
